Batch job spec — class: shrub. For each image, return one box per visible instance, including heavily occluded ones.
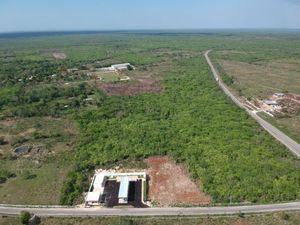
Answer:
[281,212,290,220]
[0,176,7,184]
[21,171,37,180]
[20,211,30,225]
[0,136,7,145]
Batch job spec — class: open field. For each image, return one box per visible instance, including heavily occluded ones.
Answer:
[2,211,300,225]
[216,58,300,98]
[0,32,300,207]
[0,116,78,204]
[212,46,300,144]
[0,156,72,205]
[95,71,121,83]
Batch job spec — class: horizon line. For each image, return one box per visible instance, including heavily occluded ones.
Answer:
[1,28,300,35]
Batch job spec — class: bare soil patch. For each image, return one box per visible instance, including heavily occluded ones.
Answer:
[99,79,161,96]
[146,156,212,206]
[0,119,16,127]
[52,50,67,60]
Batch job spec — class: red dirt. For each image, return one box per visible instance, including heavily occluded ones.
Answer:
[99,79,161,96]
[146,156,212,206]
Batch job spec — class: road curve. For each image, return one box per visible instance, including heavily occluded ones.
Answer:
[204,50,300,158]
[1,202,300,217]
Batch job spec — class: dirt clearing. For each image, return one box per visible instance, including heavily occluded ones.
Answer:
[52,51,67,60]
[146,156,211,206]
[100,78,161,96]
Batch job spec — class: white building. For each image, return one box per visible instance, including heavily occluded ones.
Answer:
[111,63,133,71]
[264,99,278,106]
[85,171,146,207]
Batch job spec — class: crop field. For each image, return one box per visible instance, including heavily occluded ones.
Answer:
[0,32,300,206]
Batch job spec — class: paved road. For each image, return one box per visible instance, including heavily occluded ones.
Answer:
[1,202,300,216]
[204,50,300,157]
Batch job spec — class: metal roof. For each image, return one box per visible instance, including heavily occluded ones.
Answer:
[264,100,278,105]
[118,176,129,199]
[86,192,101,202]
[93,174,105,188]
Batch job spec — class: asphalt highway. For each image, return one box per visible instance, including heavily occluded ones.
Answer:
[1,202,300,216]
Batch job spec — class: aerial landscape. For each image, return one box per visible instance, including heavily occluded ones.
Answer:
[0,0,300,225]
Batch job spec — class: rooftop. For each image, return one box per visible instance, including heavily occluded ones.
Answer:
[118,176,130,199]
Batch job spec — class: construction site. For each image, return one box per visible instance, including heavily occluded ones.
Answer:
[249,92,300,117]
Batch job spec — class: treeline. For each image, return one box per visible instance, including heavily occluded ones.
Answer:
[0,83,105,118]
[60,56,300,205]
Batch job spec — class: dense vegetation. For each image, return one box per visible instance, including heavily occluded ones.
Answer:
[0,82,104,118]
[62,56,300,205]
[0,32,299,206]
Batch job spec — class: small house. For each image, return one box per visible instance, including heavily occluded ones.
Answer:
[264,99,278,106]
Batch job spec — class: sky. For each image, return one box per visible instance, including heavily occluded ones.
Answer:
[0,0,300,33]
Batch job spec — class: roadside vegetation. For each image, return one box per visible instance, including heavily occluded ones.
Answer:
[2,211,300,225]
[0,32,299,206]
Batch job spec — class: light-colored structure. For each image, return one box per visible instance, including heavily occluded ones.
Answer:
[111,63,132,71]
[118,176,130,204]
[264,99,278,106]
[274,93,285,98]
[85,171,146,207]
[99,63,134,72]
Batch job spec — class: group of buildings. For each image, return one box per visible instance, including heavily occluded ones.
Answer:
[85,171,147,207]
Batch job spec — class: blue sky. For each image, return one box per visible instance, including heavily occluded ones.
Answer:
[0,0,300,32]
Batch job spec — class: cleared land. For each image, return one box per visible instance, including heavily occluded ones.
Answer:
[100,79,161,96]
[146,156,211,206]
[213,49,300,145]
[97,61,173,96]
[217,58,300,98]
[52,51,67,60]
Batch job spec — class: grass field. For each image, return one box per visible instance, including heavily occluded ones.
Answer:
[0,116,77,204]
[0,156,72,205]
[212,45,300,144]
[1,212,300,225]
[97,71,121,83]
[1,32,300,206]
[216,57,300,98]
